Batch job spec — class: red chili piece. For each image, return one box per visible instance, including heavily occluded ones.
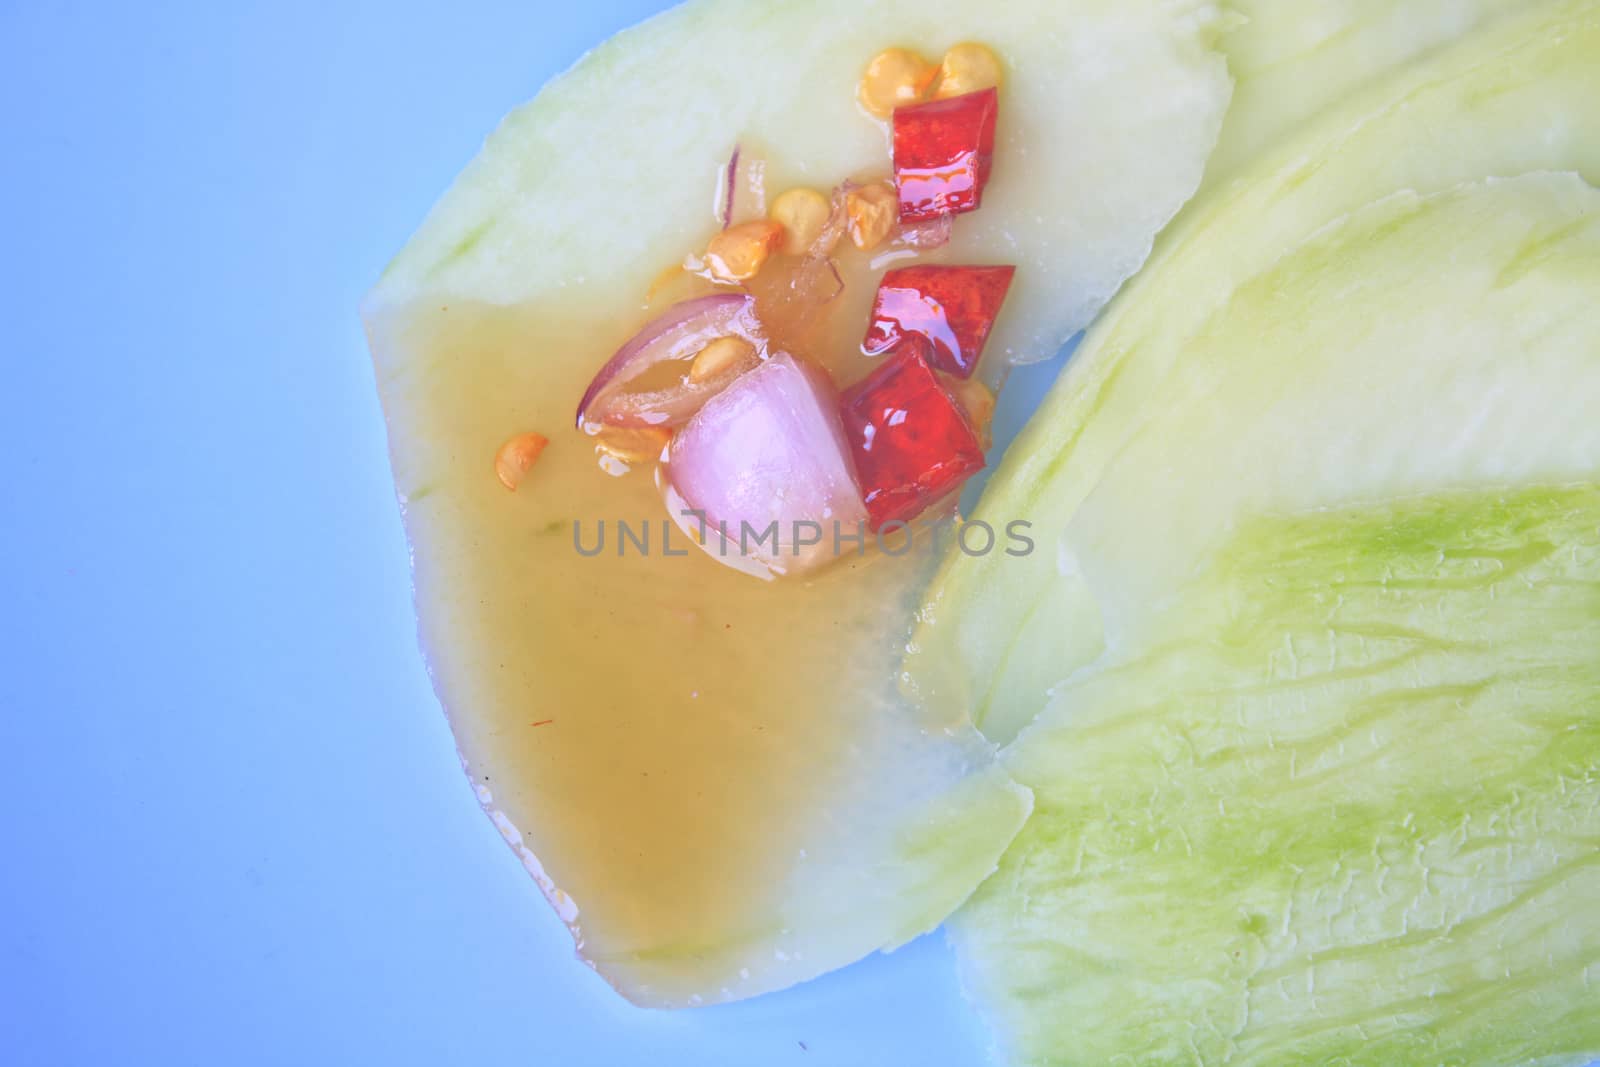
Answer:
[862,265,1016,378]
[839,338,986,531]
[892,88,999,223]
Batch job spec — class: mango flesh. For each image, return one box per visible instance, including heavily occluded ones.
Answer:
[911,0,1600,745]
[368,0,1233,366]
[954,174,1600,1065]
[918,1,1600,1059]
[362,0,1232,1006]
[1203,0,1524,188]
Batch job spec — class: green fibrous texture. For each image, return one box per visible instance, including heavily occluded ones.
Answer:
[956,485,1600,1067]
[945,166,1600,1065]
[908,0,1600,746]
[1205,0,1524,188]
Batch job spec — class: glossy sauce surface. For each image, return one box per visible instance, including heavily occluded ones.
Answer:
[368,211,991,981]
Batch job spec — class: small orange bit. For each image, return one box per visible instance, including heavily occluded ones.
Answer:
[495,432,549,491]
[860,48,938,119]
[688,336,758,384]
[846,183,899,251]
[769,187,833,256]
[934,43,1004,99]
[706,220,786,283]
[594,425,673,466]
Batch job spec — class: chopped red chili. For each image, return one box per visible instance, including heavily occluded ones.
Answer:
[862,264,1016,378]
[839,338,987,531]
[891,88,999,222]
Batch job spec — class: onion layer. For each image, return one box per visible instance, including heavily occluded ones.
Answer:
[666,354,867,578]
[575,294,764,430]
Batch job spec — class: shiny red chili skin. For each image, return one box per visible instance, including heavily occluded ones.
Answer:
[891,88,999,222]
[862,264,1016,379]
[838,338,987,531]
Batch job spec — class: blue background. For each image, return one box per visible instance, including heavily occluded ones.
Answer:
[0,3,1069,1064]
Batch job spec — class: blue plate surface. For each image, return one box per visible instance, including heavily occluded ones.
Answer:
[2,4,1586,1066]
[0,3,1042,1063]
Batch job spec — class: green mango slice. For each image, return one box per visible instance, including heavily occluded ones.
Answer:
[911,0,1600,745]
[363,0,1232,1006]
[948,168,1600,1065]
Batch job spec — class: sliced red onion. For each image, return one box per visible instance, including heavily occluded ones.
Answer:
[575,294,764,430]
[665,354,867,579]
[721,145,741,229]
[716,145,767,230]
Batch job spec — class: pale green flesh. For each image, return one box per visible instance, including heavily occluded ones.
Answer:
[947,174,1600,1065]
[368,0,1233,365]
[957,485,1600,1067]
[364,0,1232,1006]
[1203,0,1524,189]
[910,0,1600,745]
